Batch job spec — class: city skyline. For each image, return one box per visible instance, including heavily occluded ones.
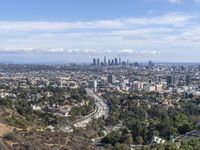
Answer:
[0,0,200,63]
[1,1,200,149]
[92,56,129,66]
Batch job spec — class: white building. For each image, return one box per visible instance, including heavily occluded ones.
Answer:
[155,84,163,92]
[144,84,156,93]
[133,81,144,91]
[152,136,165,144]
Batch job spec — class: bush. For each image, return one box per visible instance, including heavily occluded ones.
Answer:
[135,136,144,145]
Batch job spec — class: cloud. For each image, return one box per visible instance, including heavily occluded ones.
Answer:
[0,13,193,33]
[117,49,161,57]
[48,48,65,53]
[167,0,182,4]
[1,47,34,53]
[0,12,199,60]
[0,47,161,57]
[147,0,183,4]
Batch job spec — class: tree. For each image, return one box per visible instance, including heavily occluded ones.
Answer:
[104,144,114,150]
[135,136,143,145]
[124,133,133,145]
[178,123,193,134]
[165,142,177,150]
[101,130,122,145]
[149,144,165,150]
[152,130,160,137]
[115,143,130,150]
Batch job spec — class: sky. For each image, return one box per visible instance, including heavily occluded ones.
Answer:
[0,0,200,63]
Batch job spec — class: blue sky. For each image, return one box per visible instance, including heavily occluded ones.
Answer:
[0,0,200,63]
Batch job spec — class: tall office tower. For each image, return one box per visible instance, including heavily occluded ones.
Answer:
[104,56,107,65]
[97,58,100,65]
[111,60,114,65]
[108,74,116,84]
[119,58,122,65]
[93,58,96,65]
[127,59,129,66]
[114,58,118,65]
[108,59,111,66]
[122,61,126,66]
[186,74,191,86]
[166,75,175,88]
[148,60,154,68]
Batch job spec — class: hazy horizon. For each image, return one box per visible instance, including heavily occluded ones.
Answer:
[0,0,200,63]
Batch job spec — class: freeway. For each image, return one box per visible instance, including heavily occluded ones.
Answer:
[74,88,109,128]
[63,88,109,131]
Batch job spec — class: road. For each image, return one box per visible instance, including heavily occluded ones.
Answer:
[174,129,200,141]
[63,88,109,131]
[92,124,124,145]
[74,88,109,128]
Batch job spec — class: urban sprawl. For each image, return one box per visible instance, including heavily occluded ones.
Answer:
[0,59,200,149]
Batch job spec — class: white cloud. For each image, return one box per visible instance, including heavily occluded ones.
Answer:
[2,47,34,53]
[0,47,161,58]
[0,13,192,33]
[0,12,199,59]
[117,49,160,56]
[48,48,65,53]
[167,0,182,4]
[147,0,183,4]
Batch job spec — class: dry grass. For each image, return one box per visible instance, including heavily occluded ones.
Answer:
[0,123,13,138]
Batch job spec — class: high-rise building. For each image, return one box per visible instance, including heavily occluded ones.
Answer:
[111,60,114,65]
[104,56,107,65]
[93,58,96,65]
[108,74,116,84]
[97,58,100,65]
[108,59,111,65]
[148,60,154,68]
[186,75,191,86]
[119,58,121,65]
[115,58,118,65]
[127,59,129,66]
[166,75,175,88]
[122,61,126,66]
